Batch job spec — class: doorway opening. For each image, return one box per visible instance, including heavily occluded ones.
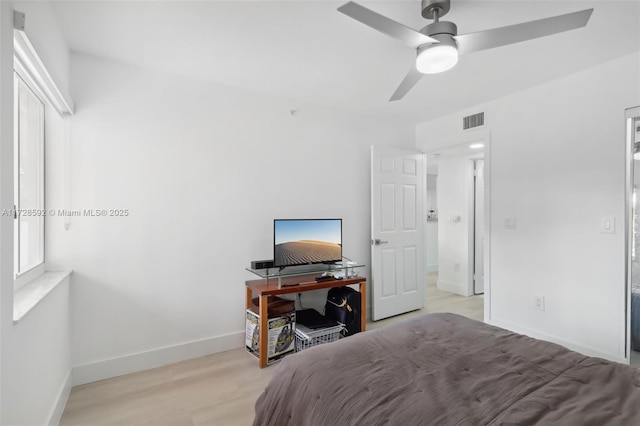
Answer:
[426,139,489,321]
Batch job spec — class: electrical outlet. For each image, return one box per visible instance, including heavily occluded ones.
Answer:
[534,296,545,311]
[454,262,460,272]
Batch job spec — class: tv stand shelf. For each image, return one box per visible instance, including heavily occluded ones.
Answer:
[245,262,365,282]
[245,266,366,368]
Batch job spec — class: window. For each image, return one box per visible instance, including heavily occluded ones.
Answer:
[11,14,73,292]
[14,72,45,280]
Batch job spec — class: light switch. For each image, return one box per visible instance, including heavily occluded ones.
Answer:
[601,216,615,234]
[504,218,516,230]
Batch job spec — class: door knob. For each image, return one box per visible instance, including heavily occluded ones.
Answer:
[373,239,389,245]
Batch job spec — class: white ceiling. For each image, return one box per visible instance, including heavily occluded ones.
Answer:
[50,0,640,124]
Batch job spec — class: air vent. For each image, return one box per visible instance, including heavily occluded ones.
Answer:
[463,112,484,130]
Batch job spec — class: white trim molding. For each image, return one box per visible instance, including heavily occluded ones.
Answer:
[488,318,626,364]
[72,332,245,386]
[13,11,74,115]
[47,371,72,426]
[437,279,469,296]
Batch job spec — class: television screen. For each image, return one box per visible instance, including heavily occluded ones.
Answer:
[274,219,342,268]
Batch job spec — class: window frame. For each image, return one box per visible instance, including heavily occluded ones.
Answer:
[13,68,46,290]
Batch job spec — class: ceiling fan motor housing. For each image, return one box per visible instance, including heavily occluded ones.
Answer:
[422,21,457,37]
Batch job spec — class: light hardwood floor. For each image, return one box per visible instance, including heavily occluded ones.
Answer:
[60,272,483,426]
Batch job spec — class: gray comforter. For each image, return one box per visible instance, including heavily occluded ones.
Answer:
[254,313,640,425]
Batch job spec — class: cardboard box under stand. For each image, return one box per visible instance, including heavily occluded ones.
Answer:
[245,309,295,365]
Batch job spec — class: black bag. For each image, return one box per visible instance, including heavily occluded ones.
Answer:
[324,286,361,337]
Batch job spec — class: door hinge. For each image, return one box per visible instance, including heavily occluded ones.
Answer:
[13,204,17,219]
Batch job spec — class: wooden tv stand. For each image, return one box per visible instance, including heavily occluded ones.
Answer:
[245,274,367,368]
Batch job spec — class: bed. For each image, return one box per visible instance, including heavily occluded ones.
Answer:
[254,313,640,425]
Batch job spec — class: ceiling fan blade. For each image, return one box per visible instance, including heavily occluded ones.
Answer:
[454,9,593,55]
[390,67,424,102]
[338,1,437,48]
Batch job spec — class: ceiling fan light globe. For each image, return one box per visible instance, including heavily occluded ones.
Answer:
[416,44,458,74]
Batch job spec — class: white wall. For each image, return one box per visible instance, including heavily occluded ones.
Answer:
[1,277,71,426]
[417,52,640,361]
[0,1,73,425]
[62,53,415,384]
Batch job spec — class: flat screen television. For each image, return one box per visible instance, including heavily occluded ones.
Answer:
[273,219,342,268]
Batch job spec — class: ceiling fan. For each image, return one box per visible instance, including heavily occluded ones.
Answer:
[337,0,593,101]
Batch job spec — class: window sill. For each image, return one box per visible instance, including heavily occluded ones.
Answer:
[14,270,71,323]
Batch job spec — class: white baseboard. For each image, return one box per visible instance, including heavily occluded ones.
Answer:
[72,331,245,386]
[437,280,469,296]
[427,264,438,273]
[47,370,72,426]
[487,318,627,364]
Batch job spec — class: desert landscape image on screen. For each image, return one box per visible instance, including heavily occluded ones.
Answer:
[274,220,341,266]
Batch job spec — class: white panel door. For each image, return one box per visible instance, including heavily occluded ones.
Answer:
[371,146,426,320]
[474,159,485,294]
